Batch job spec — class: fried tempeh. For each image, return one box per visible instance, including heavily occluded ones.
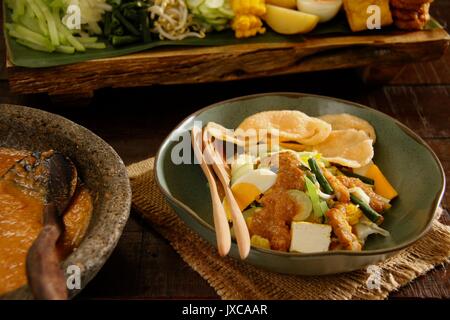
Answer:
[390,0,431,30]
[337,175,389,213]
[322,167,350,203]
[390,0,432,11]
[326,204,361,251]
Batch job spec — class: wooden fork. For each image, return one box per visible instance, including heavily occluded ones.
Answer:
[191,125,231,257]
[202,130,251,259]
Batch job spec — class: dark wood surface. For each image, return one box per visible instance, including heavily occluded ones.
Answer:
[6,28,449,97]
[1,2,449,300]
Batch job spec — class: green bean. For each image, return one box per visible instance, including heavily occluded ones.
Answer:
[139,9,152,43]
[103,12,112,37]
[308,158,334,195]
[113,10,140,36]
[124,8,139,22]
[113,26,125,36]
[105,1,152,46]
[111,35,139,47]
[350,194,383,223]
[110,15,121,32]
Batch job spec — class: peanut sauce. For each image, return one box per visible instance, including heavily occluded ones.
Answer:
[249,152,305,251]
[0,148,93,295]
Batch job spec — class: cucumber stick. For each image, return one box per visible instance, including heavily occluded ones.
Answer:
[6,0,106,54]
[287,190,312,221]
[305,177,326,222]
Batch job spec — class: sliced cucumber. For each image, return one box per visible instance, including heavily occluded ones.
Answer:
[305,176,325,223]
[217,6,234,18]
[205,18,229,26]
[199,5,223,20]
[319,200,329,215]
[287,190,312,222]
[205,0,224,9]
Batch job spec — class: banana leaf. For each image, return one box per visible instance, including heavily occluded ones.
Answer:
[3,3,443,69]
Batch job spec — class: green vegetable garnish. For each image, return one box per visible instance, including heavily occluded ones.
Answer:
[350,194,383,224]
[107,0,152,47]
[187,0,235,32]
[5,0,109,54]
[305,176,325,223]
[308,157,334,195]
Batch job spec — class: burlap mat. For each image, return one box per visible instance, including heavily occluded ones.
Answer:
[127,157,450,299]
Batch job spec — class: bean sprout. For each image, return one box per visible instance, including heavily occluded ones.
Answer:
[149,0,206,40]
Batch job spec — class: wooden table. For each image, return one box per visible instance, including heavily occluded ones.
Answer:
[6,28,449,98]
[4,10,449,98]
[1,3,449,300]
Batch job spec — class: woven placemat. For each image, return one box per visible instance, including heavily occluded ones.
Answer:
[127,157,450,300]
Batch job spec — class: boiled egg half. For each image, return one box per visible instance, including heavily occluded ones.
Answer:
[297,0,342,23]
[230,168,277,211]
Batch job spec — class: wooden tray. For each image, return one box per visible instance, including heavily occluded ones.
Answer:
[6,28,450,97]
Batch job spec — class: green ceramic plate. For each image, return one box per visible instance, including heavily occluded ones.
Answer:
[155,93,445,275]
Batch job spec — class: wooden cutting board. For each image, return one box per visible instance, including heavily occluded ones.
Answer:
[6,28,450,98]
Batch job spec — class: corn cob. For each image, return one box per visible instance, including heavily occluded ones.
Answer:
[231,0,266,38]
[231,0,266,15]
[250,235,271,249]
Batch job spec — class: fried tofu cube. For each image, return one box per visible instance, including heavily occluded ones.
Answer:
[343,0,393,32]
[290,222,332,253]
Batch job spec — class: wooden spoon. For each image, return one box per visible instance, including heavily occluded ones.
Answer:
[202,130,251,259]
[2,151,77,299]
[191,125,231,257]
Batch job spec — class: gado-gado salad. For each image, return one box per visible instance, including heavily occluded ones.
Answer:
[192,110,398,258]
[5,0,434,54]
